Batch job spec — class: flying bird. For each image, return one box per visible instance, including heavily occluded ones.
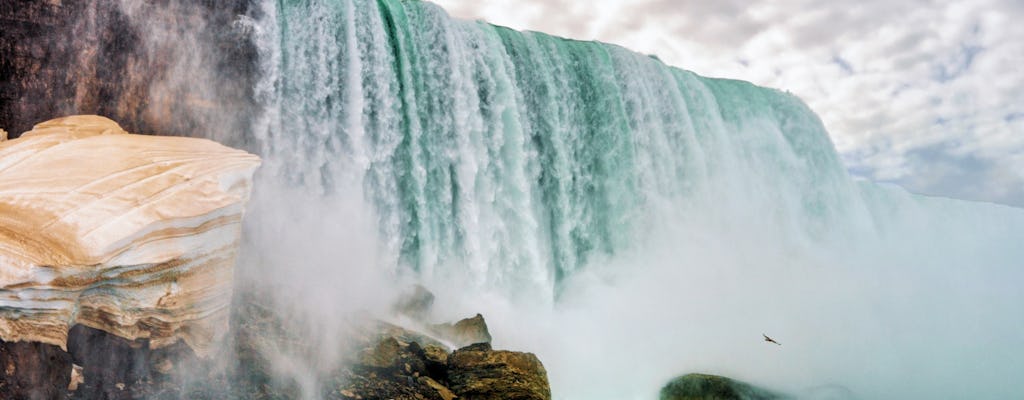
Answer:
[763,334,781,346]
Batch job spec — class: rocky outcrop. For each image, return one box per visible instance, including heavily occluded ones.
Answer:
[448,342,551,400]
[0,115,259,398]
[660,373,790,400]
[0,115,260,355]
[430,314,493,348]
[337,337,549,400]
[230,291,551,400]
[392,285,493,348]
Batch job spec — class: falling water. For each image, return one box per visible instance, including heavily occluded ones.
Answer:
[237,0,1024,398]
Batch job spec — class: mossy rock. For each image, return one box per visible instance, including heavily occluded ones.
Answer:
[660,373,790,400]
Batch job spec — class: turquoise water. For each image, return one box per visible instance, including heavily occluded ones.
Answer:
[242,1,1024,398]
[251,0,901,294]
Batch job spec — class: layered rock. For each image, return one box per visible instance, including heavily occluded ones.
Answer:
[0,115,260,357]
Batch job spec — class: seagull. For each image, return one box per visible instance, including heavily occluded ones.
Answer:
[763,334,781,346]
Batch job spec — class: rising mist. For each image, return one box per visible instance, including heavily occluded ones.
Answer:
[103,0,1024,399]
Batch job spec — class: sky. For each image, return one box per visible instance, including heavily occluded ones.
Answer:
[431,0,1024,208]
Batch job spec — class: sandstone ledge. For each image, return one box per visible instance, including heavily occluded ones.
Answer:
[0,115,260,357]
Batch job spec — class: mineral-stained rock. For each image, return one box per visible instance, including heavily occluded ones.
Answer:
[660,373,791,400]
[0,115,260,357]
[448,342,551,400]
[431,313,493,348]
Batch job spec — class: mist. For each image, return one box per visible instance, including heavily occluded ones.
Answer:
[100,0,1024,399]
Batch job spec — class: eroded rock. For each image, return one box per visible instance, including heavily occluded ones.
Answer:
[0,115,258,399]
[419,376,457,400]
[431,313,493,348]
[357,337,401,369]
[448,342,551,400]
[0,115,260,357]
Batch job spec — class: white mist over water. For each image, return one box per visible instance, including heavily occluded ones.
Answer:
[241,0,1024,398]
[119,0,1024,398]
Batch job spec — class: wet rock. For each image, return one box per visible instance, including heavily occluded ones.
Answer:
[411,342,449,379]
[0,0,258,143]
[0,338,73,400]
[660,373,790,400]
[419,376,457,400]
[393,284,435,319]
[358,337,401,369]
[363,321,449,350]
[448,342,551,400]
[431,313,492,347]
[63,324,211,399]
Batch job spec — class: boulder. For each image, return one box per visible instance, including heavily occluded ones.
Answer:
[660,373,790,400]
[357,337,401,369]
[392,284,435,319]
[431,313,493,347]
[448,342,551,400]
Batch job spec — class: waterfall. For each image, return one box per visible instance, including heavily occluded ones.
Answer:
[242,0,1024,398]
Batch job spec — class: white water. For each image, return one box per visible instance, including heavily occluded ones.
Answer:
[233,1,1024,398]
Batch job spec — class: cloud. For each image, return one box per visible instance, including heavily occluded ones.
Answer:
[430,0,1024,207]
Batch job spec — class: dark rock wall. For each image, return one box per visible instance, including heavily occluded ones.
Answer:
[0,0,257,147]
[0,338,73,400]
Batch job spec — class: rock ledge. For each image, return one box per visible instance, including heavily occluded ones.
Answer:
[0,115,260,356]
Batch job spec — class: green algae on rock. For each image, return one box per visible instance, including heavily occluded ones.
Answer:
[660,373,790,400]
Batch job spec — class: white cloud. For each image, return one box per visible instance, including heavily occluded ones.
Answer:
[431,0,1024,207]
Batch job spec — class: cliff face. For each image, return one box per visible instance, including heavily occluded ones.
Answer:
[0,115,260,357]
[0,0,257,146]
